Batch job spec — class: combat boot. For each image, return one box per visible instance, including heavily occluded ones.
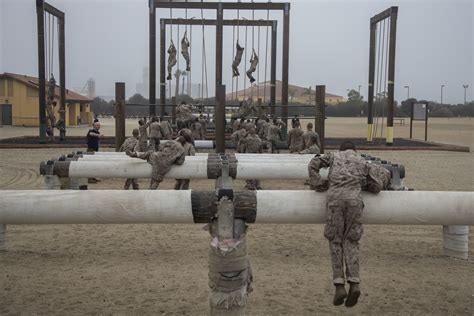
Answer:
[344,282,361,307]
[333,284,347,306]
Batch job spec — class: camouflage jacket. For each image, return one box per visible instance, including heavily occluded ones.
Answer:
[241,134,262,153]
[183,142,196,156]
[231,129,247,152]
[267,125,280,141]
[366,162,391,193]
[119,137,138,152]
[303,130,321,149]
[138,121,151,142]
[160,120,173,137]
[308,150,370,201]
[191,121,204,140]
[137,140,185,167]
[149,121,162,138]
[288,128,304,152]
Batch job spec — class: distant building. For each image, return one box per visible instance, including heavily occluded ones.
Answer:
[225,80,344,105]
[0,72,93,127]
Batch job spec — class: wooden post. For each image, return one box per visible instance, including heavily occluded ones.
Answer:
[59,15,66,140]
[215,85,226,153]
[386,7,398,146]
[281,3,290,129]
[36,0,47,143]
[209,157,249,315]
[115,82,126,152]
[149,0,157,117]
[270,20,277,117]
[171,97,177,125]
[409,102,413,139]
[315,85,326,154]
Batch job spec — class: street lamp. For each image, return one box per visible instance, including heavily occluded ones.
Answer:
[440,85,445,105]
[358,85,362,95]
[404,85,410,100]
[462,84,469,104]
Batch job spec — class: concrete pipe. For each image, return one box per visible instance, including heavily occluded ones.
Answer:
[0,190,472,225]
[40,160,328,180]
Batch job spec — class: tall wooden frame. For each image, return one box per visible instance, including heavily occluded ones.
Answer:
[367,6,398,145]
[36,0,66,142]
[150,0,290,152]
[158,18,278,119]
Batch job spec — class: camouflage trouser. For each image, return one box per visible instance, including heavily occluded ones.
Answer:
[124,178,139,190]
[182,51,190,71]
[245,179,261,190]
[149,163,173,190]
[137,141,148,152]
[149,137,161,151]
[174,179,190,190]
[324,199,364,285]
[269,140,279,153]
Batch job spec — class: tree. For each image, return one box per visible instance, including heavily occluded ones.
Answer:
[288,87,297,101]
[128,93,148,105]
[347,89,363,103]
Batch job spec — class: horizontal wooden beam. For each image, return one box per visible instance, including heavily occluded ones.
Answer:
[154,1,289,11]
[161,18,276,27]
[370,6,397,24]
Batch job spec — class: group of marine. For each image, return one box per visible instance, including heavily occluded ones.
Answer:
[115,102,391,308]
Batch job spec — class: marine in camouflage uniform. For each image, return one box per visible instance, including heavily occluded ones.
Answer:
[267,120,281,153]
[176,102,195,130]
[127,138,186,190]
[136,118,151,152]
[231,98,257,121]
[231,127,247,153]
[119,128,140,190]
[174,129,195,190]
[240,127,262,190]
[160,117,173,140]
[46,75,57,139]
[191,119,204,140]
[288,123,305,153]
[198,115,208,137]
[308,141,390,308]
[246,49,259,83]
[181,31,191,71]
[167,41,177,81]
[232,41,245,77]
[299,133,321,154]
[303,122,321,150]
[149,116,162,151]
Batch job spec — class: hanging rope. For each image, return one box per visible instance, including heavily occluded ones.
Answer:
[169,7,173,99]
[235,9,240,101]
[51,14,55,77]
[250,6,255,99]
[380,17,390,141]
[232,24,235,101]
[188,22,192,97]
[373,20,383,141]
[243,21,248,100]
[257,23,261,99]
[263,6,270,103]
[200,4,209,103]
[176,21,180,97]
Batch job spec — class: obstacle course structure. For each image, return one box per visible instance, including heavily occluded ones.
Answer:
[36,0,66,142]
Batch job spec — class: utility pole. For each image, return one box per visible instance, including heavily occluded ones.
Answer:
[358,85,362,96]
[462,84,469,104]
[440,85,445,105]
[404,85,409,100]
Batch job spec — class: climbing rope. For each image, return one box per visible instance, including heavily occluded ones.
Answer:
[263,6,270,103]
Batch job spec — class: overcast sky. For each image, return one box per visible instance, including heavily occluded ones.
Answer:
[1,0,472,104]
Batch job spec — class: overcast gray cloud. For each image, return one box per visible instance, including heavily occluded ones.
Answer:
[1,0,472,104]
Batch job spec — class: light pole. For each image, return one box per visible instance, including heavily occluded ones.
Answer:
[440,85,445,105]
[462,84,469,104]
[404,85,409,100]
[358,85,362,96]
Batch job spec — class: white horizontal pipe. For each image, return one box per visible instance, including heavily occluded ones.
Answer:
[63,161,326,180]
[0,191,471,225]
[77,155,316,163]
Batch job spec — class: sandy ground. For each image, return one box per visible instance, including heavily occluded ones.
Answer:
[0,118,473,314]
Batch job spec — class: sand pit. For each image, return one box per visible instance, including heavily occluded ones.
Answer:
[0,118,473,314]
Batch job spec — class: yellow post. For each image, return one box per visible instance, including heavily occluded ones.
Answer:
[367,124,373,142]
[386,126,394,145]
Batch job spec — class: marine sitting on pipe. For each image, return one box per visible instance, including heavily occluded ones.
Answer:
[126,136,186,190]
[308,141,390,308]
